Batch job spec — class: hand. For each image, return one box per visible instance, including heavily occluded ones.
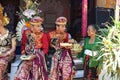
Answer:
[0,53,3,57]
[51,44,60,50]
[29,54,36,61]
[0,53,8,57]
[21,50,25,55]
[64,45,73,49]
[68,39,77,44]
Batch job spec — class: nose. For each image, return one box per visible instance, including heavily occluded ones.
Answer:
[64,27,66,30]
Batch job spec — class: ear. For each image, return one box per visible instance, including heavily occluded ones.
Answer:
[56,26,59,30]
[94,29,97,33]
[30,27,34,31]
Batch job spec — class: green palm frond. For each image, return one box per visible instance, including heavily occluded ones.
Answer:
[97,20,120,79]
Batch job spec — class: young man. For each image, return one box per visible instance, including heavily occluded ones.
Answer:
[47,17,74,80]
[14,16,48,80]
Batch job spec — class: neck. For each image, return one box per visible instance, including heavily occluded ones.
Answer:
[56,30,64,34]
[56,29,60,33]
[90,34,96,39]
[0,27,6,34]
[90,34,96,38]
[89,34,96,44]
[34,31,42,34]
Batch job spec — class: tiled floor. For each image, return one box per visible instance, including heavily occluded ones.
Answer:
[74,70,84,78]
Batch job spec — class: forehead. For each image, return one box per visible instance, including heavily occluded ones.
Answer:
[88,25,94,30]
[0,19,2,23]
[58,25,66,27]
[31,24,41,27]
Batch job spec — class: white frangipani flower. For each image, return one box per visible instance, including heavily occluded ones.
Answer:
[23,9,36,19]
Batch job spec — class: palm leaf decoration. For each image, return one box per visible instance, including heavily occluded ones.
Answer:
[16,19,27,41]
[16,0,41,41]
[97,21,120,80]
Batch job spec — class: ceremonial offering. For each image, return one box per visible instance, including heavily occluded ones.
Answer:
[20,55,33,60]
[71,44,82,53]
[60,43,72,47]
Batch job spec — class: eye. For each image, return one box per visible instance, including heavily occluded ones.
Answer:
[56,25,60,26]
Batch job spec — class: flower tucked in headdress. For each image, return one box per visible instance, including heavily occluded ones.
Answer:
[17,0,41,23]
[16,0,42,41]
[23,9,36,19]
[0,4,4,18]
[55,17,67,25]
[30,16,44,26]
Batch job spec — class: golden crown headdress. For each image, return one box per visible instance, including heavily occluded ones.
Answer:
[0,4,10,26]
[55,17,67,25]
[0,4,4,19]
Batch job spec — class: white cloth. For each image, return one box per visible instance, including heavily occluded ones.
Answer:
[84,49,97,56]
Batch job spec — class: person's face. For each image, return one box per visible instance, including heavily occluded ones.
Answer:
[87,25,96,36]
[56,24,66,33]
[31,25,42,33]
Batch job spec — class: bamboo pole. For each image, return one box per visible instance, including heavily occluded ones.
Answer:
[115,0,120,21]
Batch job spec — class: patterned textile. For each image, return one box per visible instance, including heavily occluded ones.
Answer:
[79,37,101,80]
[14,50,48,80]
[84,55,98,80]
[0,30,15,80]
[47,30,74,80]
[15,29,48,80]
[48,30,68,44]
[49,49,73,80]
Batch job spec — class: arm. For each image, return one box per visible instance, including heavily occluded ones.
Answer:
[64,33,69,42]
[77,38,86,58]
[21,30,27,54]
[46,32,54,48]
[46,32,51,46]
[0,37,16,57]
[6,37,16,56]
[42,33,49,54]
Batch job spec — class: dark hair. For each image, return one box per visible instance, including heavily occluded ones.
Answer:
[89,24,98,31]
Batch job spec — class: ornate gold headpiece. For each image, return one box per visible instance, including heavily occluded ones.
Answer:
[30,16,44,26]
[0,4,10,26]
[0,4,4,19]
[55,17,67,25]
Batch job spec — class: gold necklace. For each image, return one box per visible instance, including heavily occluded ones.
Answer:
[0,30,9,40]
